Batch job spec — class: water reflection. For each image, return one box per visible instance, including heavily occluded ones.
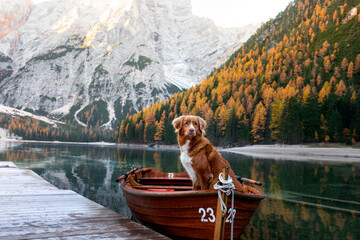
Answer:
[0,142,359,239]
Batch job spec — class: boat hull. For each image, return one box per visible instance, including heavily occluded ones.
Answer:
[122,183,264,239]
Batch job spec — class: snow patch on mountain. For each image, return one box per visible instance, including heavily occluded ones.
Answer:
[0,104,63,126]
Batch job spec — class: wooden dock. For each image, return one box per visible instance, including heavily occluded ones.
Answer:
[0,162,169,239]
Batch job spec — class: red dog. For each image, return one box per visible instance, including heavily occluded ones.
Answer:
[172,115,248,192]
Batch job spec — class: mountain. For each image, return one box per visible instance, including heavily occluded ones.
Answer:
[0,0,257,129]
[118,0,360,145]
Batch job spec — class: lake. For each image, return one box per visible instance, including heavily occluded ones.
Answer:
[1,141,359,239]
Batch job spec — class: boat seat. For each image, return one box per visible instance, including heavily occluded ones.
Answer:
[133,185,193,190]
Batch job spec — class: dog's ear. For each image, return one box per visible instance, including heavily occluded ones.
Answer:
[172,116,184,132]
[197,116,207,135]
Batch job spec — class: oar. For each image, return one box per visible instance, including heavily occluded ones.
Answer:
[236,176,263,186]
[115,167,138,182]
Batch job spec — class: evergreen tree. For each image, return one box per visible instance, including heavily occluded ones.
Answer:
[302,96,321,142]
[163,119,176,143]
[350,97,360,142]
[224,108,238,142]
[322,95,343,142]
[126,121,135,141]
[279,97,304,144]
[144,123,156,143]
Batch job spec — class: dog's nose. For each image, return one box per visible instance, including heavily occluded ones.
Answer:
[189,128,194,133]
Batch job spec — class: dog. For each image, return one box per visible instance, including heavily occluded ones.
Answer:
[172,115,248,192]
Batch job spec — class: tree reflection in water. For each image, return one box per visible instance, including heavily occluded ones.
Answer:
[1,143,359,239]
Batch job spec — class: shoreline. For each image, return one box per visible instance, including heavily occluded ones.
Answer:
[223,144,360,163]
[1,138,360,162]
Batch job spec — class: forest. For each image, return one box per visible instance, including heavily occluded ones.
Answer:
[0,114,116,142]
[118,0,360,145]
[1,0,359,145]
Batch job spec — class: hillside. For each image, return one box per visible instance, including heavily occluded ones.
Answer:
[0,105,116,142]
[119,0,360,145]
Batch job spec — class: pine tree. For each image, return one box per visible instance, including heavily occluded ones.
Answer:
[224,108,238,142]
[163,119,176,143]
[144,123,156,143]
[279,97,304,144]
[302,96,321,142]
[350,96,360,142]
[322,95,343,142]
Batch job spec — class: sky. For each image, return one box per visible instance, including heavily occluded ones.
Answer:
[191,0,293,28]
[29,0,293,28]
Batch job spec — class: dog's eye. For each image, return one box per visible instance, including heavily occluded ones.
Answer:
[185,122,188,125]
[194,122,197,125]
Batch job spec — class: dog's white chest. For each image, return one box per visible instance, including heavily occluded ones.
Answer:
[180,140,196,181]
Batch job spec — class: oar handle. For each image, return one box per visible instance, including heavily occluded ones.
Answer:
[236,176,263,186]
[115,167,138,182]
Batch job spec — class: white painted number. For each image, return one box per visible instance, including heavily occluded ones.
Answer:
[199,208,207,222]
[199,208,216,222]
[199,208,236,223]
[168,173,174,178]
[207,208,216,222]
[225,208,236,223]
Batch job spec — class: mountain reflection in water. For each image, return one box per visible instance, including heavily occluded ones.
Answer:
[1,142,359,240]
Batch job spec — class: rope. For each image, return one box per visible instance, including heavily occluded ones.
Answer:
[213,172,235,240]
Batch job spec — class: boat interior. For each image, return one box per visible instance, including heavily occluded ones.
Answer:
[126,168,194,191]
[123,167,261,194]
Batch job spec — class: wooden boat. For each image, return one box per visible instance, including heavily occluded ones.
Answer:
[118,167,265,240]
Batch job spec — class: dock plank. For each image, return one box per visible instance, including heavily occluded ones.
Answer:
[0,162,169,239]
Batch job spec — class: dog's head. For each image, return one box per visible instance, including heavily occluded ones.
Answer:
[172,115,207,138]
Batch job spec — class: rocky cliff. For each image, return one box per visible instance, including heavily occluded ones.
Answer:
[0,0,257,128]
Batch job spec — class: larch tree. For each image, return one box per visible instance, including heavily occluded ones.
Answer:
[118,120,126,142]
[251,102,267,143]
[324,56,331,73]
[354,54,360,74]
[334,66,341,79]
[335,80,347,97]
[347,62,354,80]
[318,81,331,103]
[270,100,284,141]
[341,58,348,71]
[143,110,156,143]
[332,9,338,22]
[154,111,166,141]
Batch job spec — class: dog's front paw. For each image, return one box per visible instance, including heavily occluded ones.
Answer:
[193,179,201,190]
[207,173,214,182]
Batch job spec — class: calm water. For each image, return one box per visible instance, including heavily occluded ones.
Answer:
[1,142,359,240]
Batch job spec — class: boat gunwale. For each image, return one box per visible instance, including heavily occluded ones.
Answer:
[121,181,266,200]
